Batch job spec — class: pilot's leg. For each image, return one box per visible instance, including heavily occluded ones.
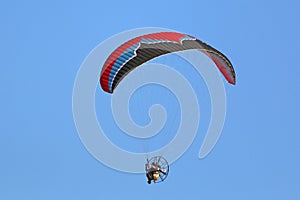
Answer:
[146,173,152,184]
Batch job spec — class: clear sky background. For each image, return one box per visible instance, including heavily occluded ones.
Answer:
[1,0,300,199]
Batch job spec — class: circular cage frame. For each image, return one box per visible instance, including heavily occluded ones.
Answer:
[146,156,169,183]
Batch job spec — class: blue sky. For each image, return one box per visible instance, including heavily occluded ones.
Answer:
[1,0,300,199]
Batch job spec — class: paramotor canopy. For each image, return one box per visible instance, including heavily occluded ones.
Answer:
[100,31,236,93]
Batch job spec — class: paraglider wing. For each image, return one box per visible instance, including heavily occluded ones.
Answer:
[100,32,235,93]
